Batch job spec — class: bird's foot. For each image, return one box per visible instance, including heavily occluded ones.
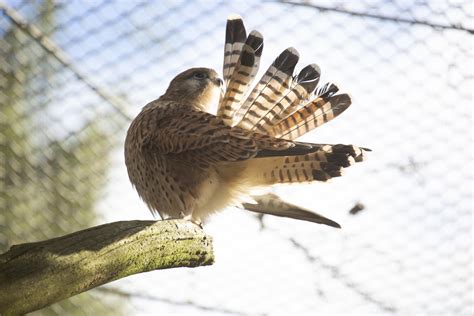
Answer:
[183,214,203,229]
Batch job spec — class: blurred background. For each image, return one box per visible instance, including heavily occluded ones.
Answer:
[0,0,472,315]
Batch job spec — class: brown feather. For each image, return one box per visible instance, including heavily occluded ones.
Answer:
[242,193,341,228]
[235,47,300,129]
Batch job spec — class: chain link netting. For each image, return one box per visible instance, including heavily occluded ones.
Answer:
[1,0,472,315]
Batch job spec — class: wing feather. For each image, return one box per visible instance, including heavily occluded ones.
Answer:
[267,92,352,140]
[234,47,300,129]
[219,31,264,125]
[142,106,295,167]
[222,14,247,84]
[253,64,321,133]
[242,193,341,228]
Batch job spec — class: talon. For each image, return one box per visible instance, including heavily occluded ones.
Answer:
[183,215,203,228]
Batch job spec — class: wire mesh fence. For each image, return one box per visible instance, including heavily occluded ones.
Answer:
[1,0,472,315]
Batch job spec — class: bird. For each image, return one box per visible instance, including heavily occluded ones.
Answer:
[124,14,369,228]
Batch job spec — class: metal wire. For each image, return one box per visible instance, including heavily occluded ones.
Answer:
[1,0,472,315]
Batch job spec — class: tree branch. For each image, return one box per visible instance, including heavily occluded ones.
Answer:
[0,219,214,315]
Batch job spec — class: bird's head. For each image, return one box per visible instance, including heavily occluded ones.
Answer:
[162,67,224,113]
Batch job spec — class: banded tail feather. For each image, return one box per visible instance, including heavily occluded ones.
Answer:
[266,92,352,140]
[244,156,343,185]
[296,64,322,92]
[222,14,247,86]
[240,30,264,107]
[299,144,368,165]
[219,15,359,146]
[219,45,256,125]
[245,30,264,80]
[315,82,339,99]
[242,143,366,187]
[330,143,370,162]
[252,64,321,133]
[242,193,341,228]
[234,47,300,129]
[219,31,264,125]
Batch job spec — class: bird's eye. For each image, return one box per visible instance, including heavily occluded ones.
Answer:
[193,72,207,80]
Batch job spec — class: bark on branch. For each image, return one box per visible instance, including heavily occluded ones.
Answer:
[0,219,214,315]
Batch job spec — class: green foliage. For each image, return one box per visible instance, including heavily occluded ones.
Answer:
[0,1,125,314]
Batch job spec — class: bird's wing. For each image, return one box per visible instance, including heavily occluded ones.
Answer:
[142,106,302,167]
[265,84,352,140]
[242,193,341,228]
[242,143,368,186]
[251,64,320,133]
[234,47,300,129]
[219,31,263,125]
[222,14,247,85]
[219,14,264,125]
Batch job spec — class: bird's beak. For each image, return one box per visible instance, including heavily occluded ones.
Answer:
[215,78,225,99]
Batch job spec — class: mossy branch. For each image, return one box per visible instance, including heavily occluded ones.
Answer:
[0,219,214,315]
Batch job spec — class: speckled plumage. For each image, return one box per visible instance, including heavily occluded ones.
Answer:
[125,15,369,226]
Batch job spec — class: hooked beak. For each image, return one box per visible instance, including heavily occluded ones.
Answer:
[214,77,225,99]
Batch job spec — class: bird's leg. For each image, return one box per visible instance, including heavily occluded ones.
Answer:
[183,214,203,229]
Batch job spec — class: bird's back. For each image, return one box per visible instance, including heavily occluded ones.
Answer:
[124,102,211,219]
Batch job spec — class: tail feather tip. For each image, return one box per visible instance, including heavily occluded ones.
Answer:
[228,13,243,20]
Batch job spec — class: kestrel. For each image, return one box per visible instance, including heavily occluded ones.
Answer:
[125,15,369,227]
